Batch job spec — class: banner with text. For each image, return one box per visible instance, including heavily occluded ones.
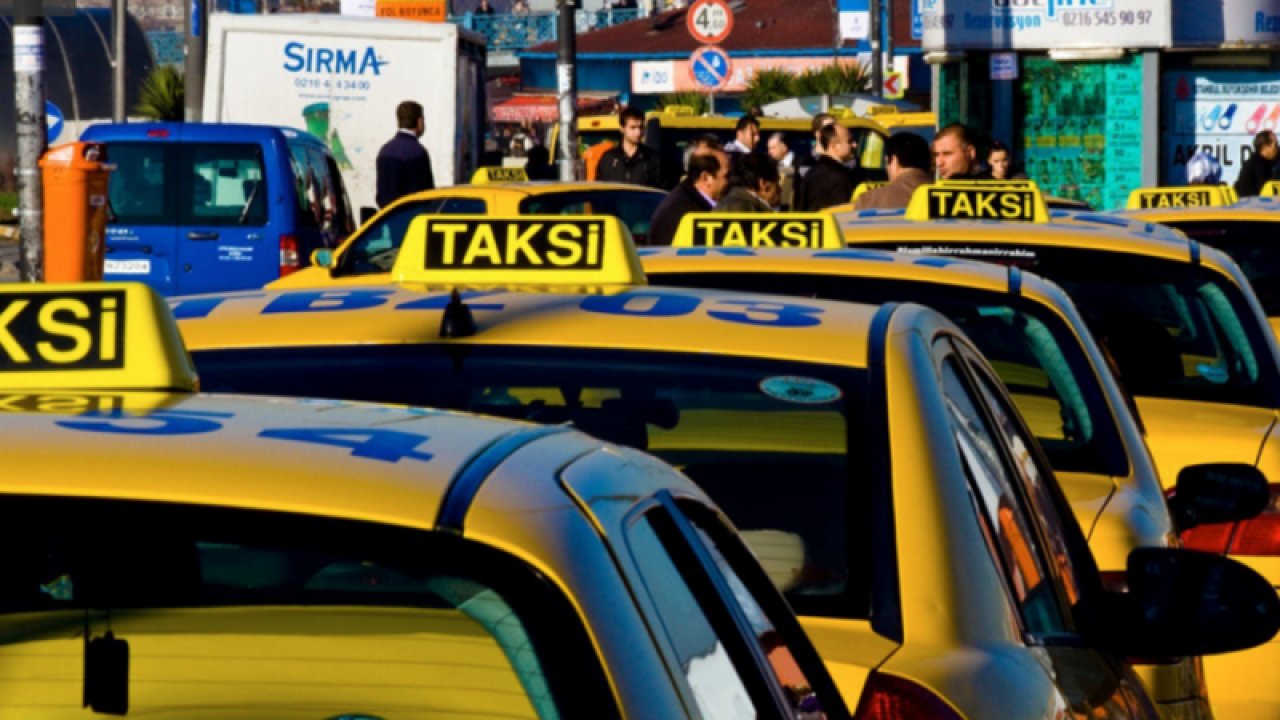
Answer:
[1161,71,1280,187]
[920,0,1172,50]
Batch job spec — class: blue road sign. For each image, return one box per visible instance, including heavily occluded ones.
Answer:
[912,0,922,40]
[690,45,731,91]
[46,101,64,144]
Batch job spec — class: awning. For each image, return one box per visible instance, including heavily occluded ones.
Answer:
[491,94,616,123]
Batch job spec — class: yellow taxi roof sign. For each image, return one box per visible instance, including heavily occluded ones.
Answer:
[1125,185,1234,209]
[0,283,197,392]
[905,180,1050,223]
[672,213,844,249]
[1262,181,1280,198]
[391,215,646,286]
[470,166,529,184]
[851,181,887,202]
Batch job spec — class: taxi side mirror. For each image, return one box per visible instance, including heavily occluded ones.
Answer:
[1168,463,1270,532]
[310,248,334,270]
[1097,548,1280,658]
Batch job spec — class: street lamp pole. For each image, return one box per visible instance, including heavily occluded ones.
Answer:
[556,0,579,181]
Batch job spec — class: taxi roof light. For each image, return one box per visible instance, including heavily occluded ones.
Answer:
[392,215,646,287]
[470,166,529,185]
[905,180,1050,223]
[1261,180,1280,197]
[1125,185,1235,209]
[672,213,844,249]
[0,283,198,393]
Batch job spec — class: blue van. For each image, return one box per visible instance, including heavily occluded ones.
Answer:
[81,122,354,295]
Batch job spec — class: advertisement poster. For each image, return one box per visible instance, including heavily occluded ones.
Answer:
[921,0,1172,50]
[1161,71,1280,187]
[1021,55,1144,209]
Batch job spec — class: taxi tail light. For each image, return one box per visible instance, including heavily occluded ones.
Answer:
[853,671,962,720]
[279,234,300,276]
[1228,484,1280,555]
[1174,483,1280,556]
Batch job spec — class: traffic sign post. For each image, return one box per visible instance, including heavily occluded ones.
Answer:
[686,0,733,44]
[689,45,732,92]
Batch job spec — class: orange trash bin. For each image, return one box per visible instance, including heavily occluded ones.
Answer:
[40,141,114,282]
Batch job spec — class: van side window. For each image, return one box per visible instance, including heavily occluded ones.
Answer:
[106,143,171,224]
[184,144,267,226]
[289,145,317,230]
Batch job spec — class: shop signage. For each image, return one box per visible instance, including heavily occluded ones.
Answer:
[921,0,1173,50]
[1173,0,1280,48]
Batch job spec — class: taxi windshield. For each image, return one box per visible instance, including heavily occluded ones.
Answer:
[1162,220,1280,316]
[195,347,872,621]
[647,272,1127,477]
[336,190,662,276]
[870,243,1280,408]
[0,495,614,719]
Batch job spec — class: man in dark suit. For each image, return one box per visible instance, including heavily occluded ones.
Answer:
[803,123,862,211]
[376,100,435,208]
[648,150,730,246]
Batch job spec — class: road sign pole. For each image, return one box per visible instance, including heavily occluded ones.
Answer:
[556,0,579,181]
[185,0,207,121]
[869,0,882,98]
[14,0,47,282]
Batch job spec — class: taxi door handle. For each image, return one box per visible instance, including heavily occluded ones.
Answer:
[187,231,220,241]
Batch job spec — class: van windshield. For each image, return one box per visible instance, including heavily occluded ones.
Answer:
[106,142,268,226]
[194,346,874,621]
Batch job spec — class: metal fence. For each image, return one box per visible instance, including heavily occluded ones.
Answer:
[452,9,640,52]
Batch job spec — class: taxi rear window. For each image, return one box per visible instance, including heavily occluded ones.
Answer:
[0,495,616,720]
[518,191,663,246]
[194,346,876,621]
[649,272,1129,477]
[1163,220,1280,316]
[868,243,1280,408]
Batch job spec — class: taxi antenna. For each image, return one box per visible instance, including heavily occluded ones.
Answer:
[440,290,477,338]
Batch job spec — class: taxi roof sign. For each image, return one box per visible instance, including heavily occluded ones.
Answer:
[470,166,529,184]
[0,283,197,392]
[672,213,844,249]
[851,182,887,203]
[392,215,647,286]
[906,180,1050,223]
[1125,185,1235,209]
[1262,181,1280,198]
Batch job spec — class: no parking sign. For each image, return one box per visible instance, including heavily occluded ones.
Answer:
[689,45,732,92]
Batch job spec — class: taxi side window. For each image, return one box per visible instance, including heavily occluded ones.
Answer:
[627,501,831,719]
[961,349,1086,608]
[339,197,488,275]
[939,354,1072,638]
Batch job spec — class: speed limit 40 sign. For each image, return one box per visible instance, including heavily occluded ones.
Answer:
[687,0,734,44]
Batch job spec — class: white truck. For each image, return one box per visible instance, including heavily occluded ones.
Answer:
[203,13,486,215]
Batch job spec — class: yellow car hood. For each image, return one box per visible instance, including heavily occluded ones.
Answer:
[1136,397,1278,489]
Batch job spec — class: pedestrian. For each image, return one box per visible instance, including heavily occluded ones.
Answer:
[1186,149,1222,185]
[511,0,529,13]
[375,100,434,209]
[1236,130,1278,197]
[793,112,836,210]
[855,132,932,211]
[725,115,761,161]
[474,0,496,14]
[987,140,1027,180]
[525,145,557,180]
[649,149,730,246]
[932,123,991,180]
[802,123,861,212]
[716,154,780,213]
[766,132,796,209]
[596,106,662,188]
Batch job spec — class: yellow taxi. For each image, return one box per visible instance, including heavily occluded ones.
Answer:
[837,180,1280,719]
[0,282,855,719]
[274,178,666,289]
[172,214,1280,718]
[1117,186,1280,341]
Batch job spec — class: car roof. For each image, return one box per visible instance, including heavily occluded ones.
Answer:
[82,121,315,145]
[174,285,882,368]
